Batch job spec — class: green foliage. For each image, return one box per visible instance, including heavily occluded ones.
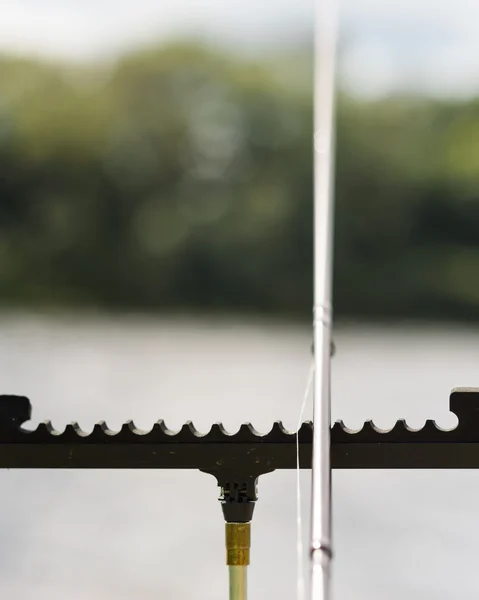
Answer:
[1,43,479,320]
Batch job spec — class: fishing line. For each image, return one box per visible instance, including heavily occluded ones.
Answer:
[296,359,315,600]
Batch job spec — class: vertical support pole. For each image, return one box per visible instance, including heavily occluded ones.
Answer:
[229,566,247,600]
[226,522,251,600]
[311,0,338,599]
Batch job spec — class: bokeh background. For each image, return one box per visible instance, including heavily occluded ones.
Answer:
[1,1,479,599]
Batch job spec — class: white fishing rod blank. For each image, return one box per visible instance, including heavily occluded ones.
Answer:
[310,0,338,599]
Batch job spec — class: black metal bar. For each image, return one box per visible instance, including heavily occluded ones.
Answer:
[0,388,478,471]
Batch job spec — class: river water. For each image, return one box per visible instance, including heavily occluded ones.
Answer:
[0,313,478,599]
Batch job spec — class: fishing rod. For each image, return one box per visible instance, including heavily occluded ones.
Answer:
[311,0,338,598]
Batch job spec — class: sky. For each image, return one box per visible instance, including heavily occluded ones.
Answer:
[0,0,478,98]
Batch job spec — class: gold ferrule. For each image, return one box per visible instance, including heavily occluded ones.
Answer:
[225,522,251,566]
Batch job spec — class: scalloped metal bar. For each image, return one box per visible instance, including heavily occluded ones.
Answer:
[0,388,479,469]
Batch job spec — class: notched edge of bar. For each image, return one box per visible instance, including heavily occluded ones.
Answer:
[0,393,316,443]
[2,388,479,444]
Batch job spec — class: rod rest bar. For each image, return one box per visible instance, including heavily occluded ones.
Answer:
[0,388,478,471]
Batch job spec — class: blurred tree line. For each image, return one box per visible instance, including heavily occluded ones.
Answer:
[1,43,479,320]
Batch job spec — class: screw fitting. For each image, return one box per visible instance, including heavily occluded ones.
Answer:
[225,522,251,566]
